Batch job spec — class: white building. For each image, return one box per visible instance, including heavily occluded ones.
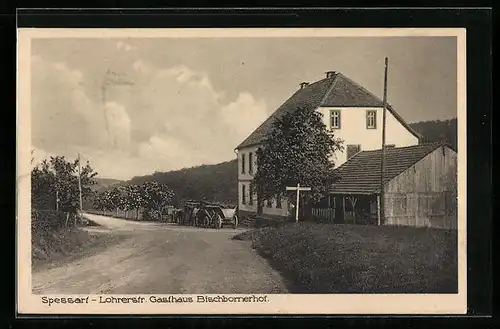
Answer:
[234,71,421,220]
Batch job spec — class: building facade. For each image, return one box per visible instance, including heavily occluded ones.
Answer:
[324,143,458,229]
[235,71,421,221]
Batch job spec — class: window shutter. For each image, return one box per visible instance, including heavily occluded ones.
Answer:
[249,184,253,205]
[249,152,253,173]
[347,145,361,160]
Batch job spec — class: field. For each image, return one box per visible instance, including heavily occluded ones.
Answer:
[233,222,458,293]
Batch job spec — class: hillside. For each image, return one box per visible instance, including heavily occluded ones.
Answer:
[128,160,238,205]
[91,177,124,192]
[410,118,457,150]
[120,118,456,205]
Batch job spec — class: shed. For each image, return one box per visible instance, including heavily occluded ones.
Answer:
[310,142,458,229]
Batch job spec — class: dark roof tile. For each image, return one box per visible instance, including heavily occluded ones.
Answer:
[236,77,335,149]
[236,72,421,149]
[330,143,452,195]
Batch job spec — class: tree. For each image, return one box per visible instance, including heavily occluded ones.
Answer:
[126,184,145,219]
[31,155,98,212]
[31,159,57,210]
[141,181,175,221]
[252,106,344,210]
[94,189,116,212]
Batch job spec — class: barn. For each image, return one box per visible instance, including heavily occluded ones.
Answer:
[311,142,458,229]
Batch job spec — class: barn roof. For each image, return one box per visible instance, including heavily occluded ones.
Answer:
[330,142,453,195]
[236,72,422,149]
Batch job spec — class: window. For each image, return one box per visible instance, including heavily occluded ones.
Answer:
[241,153,246,173]
[346,144,361,160]
[330,110,341,129]
[249,185,254,205]
[266,199,273,208]
[366,110,377,129]
[249,152,253,174]
[241,185,246,204]
[276,195,282,208]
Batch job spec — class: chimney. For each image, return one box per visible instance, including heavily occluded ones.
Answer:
[325,71,337,78]
[299,82,309,89]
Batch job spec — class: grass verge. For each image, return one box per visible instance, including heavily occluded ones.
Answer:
[32,227,130,271]
[233,222,458,293]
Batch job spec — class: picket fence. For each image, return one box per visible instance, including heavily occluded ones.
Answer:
[85,209,177,223]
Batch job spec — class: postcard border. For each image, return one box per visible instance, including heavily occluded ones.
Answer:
[16,27,467,315]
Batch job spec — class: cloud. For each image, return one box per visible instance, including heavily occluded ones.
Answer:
[31,56,131,156]
[128,62,268,169]
[104,102,132,151]
[132,59,146,73]
[116,41,133,52]
[31,55,269,179]
[30,147,54,169]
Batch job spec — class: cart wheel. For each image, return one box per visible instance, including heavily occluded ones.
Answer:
[233,215,238,229]
[204,216,210,228]
[216,214,223,229]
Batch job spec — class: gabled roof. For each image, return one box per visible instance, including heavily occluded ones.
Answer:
[330,142,455,195]
[236,72,422,149]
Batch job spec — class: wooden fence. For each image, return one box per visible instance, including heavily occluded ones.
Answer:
[311,208,336,222]
[85,209,145,221]
[85,209,178,223]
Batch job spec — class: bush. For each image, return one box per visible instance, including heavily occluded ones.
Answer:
[31,209,76,232]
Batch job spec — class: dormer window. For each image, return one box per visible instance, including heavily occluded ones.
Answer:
[366,110,377,129]
[330,110,341,129]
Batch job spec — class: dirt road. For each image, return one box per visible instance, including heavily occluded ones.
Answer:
[32,214,288,294]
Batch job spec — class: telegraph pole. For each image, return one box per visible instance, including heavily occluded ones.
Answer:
[77,153,83,215]
[379,57,389,225]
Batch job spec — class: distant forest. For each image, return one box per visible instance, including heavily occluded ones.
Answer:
[127,160,239,206]
[118,118,457,205]
[410,118,457,150]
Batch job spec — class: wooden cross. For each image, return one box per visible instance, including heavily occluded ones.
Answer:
[286,183,311,222]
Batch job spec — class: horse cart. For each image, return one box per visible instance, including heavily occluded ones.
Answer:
[195,203,239,229]
[178,200,205,226]
[179,200,238,229]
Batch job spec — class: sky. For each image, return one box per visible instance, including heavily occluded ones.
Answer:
[30,36,457,180]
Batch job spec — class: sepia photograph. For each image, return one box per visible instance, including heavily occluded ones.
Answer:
[17,28,466,314]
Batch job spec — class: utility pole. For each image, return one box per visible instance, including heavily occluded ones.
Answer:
[379,57,389,225]
[54,163,59,211]
[77,153,83,216]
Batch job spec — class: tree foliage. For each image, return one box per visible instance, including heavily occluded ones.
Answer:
[31,155,98,211]
[252,107,344,204]
[127,160,238,206]
[93,181,175,221]
[410,118,457,150]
